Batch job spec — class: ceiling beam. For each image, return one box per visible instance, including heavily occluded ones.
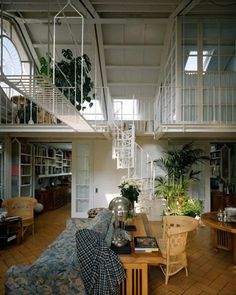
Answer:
[170,0,199,18]
[179,0,201,15]
[32,42,92,48]
[16,17,168,24]
[81,0,109,119]
[106,65,160,70]
[104,44,163,50]
[91,0,180,4]
[93,5,177,13]
[108,82,157,86]
[16,18,41,69]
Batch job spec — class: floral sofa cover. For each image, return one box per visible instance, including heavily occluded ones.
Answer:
[5,209,114,295]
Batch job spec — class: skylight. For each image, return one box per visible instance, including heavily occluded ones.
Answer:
[185,50,214,72]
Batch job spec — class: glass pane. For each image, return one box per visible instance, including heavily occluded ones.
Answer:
[76,199,89,213]
[183,23,197,39]
[76,185,89,198]
[203,23,219,39]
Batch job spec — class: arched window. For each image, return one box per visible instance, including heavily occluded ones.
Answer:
[0,18,32,97]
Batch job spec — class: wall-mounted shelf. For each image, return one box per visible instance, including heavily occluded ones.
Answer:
[38,172,72,179]
[11,138,33,197]
[34,145,71,178]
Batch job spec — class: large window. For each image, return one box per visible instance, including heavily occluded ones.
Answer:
[182,18,236,123]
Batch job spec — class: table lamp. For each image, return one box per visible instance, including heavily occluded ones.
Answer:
[109,196,131,247]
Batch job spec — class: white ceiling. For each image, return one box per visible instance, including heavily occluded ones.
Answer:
[1,0,236,105]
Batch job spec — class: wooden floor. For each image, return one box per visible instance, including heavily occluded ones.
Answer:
[0,204,236,295]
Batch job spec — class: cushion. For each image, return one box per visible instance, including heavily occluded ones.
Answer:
[87,209,113,240]
[104,216,115,247]
[87,207,104,218]
[66,218,92,231]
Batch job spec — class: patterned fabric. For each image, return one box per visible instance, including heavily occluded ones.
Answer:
[66,218,92,231]
[5,218,93,295]
[76,229,125,295]
[87,209,113,239]
[5,216,117,295]
[87,208,104,218]
[104,218,115,247]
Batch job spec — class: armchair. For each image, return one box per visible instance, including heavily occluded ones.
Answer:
[2,197,37,238]
[157,216,199,284]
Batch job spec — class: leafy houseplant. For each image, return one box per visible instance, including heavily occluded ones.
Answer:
[118,179,141,208]
[40,49,94,111]
[154,142,209,217]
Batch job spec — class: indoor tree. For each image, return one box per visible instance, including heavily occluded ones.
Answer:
[154,142,209,216]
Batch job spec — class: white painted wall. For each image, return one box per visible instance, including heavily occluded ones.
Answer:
[92,139,125,208]
[72,137,211,219]
[72,139,126,212]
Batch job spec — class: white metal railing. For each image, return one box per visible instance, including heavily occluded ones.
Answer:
[0,75,111,132]
[1,74,94,131]
[155,84,236,132]
[112,123,135,169]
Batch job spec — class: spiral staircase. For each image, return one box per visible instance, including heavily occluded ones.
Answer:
[111,122,155,215]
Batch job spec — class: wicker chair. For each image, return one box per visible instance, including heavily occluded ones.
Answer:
[2,197,37,237]
[157,216,199,284]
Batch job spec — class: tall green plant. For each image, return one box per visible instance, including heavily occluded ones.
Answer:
[40,49,94,111]
[154,142,209,216]
[154,142,209,183]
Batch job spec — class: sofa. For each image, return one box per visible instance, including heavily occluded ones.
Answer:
[5,209,123,295]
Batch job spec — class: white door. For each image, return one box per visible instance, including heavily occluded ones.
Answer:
[72,142,93,218]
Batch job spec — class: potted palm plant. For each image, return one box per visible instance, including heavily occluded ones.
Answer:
[154,142,209,216]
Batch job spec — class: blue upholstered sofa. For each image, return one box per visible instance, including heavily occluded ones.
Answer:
[5,209,115,294]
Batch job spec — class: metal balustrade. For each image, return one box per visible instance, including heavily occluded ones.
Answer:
[0,75,110,132]
[155,84,236,135]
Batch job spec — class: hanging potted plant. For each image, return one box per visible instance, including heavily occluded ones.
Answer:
[40,49,94,111]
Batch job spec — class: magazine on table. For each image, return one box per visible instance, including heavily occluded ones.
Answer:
[134,236,159,253]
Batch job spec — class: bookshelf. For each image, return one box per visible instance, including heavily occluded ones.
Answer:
[11,138,33,197]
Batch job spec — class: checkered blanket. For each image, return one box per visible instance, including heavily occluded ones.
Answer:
[76,228,125,295]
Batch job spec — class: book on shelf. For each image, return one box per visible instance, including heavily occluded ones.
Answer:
[134,236,159,253]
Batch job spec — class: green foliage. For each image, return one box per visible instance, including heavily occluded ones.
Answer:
[155,177,189,199]
[154,142,208,217]
[181,197,203,217]
[154,142,209,183]
[118,179,141,205]
[165,195,203,217]
[39,49,94,111]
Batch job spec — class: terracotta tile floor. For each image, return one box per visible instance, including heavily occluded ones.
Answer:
[0,204,236,295]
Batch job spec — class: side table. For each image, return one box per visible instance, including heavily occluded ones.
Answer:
[0,216,23,249]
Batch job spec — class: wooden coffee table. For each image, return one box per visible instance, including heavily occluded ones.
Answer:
[119,214,164,295]
[201,212,236,264]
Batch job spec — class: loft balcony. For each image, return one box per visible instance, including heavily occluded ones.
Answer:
[2,71,236,140]
[154,82,236,139]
